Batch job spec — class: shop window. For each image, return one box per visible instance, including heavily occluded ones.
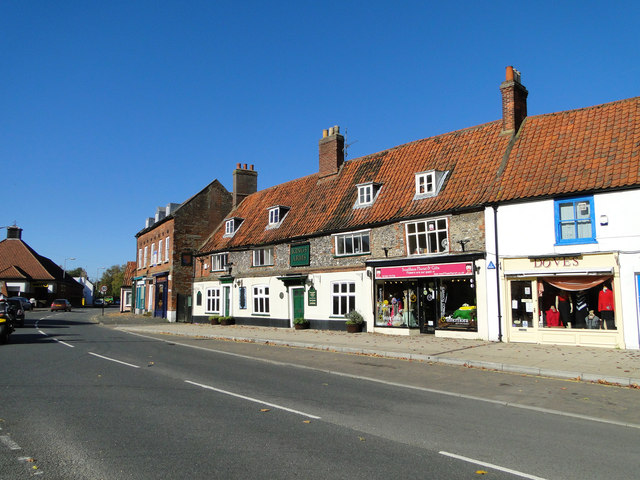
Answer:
[335,230,370,256]
[206,288,221,314]
[511,280,534,328]
[539,278,615,330]
[554,196,596,245]
[332,282,355,316]
[405,218,449,255]
[375,281,419,327]
[253,247,274,267]
[211,253,228,272]
[253,285,270,314]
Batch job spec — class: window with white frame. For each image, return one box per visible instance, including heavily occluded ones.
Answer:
[269,208,280,224]
[406,217,449,255]
[158,239,163,263]
[165,236,170,262]
[253,247,274,266]
[253,285,270,314]
[225,220,234,235]
[138,249,142,268]
[143,246,148,267]
[554,196,596,244]
[415,172,435,195]
[151,243,157,266]
[355,182,381,208]
[211,253,228,271]
[335,230,371,256]
[332,281,356,316]
[206,288,221,313]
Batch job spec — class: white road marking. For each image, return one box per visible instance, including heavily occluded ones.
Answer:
[88,352,140,368]
[34,319,75,348]
[185,380,321,419]
[440,451,548,480]
[122,330,640,430]
[0,435,21,450]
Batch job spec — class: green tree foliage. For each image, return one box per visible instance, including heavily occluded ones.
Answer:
[67,267,88,278]
[98,264,126,297]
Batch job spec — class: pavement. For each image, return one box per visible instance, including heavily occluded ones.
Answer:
[92,311,640,388]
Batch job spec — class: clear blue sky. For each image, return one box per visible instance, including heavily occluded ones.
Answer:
[2,1,639,282]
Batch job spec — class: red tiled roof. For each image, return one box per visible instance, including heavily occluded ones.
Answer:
[494,97,640,201]
[0,238,59,280]
[200,120,511,252]
[199,95,640,254]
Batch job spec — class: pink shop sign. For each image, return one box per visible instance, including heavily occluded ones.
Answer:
[375,262,473,279]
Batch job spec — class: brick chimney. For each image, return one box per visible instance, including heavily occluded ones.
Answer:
[500,66,528,134]
[233,163,258,207]
[319,125,344,177]
[6,225,22,240]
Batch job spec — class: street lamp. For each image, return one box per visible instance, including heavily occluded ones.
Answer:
[63,257,76,279]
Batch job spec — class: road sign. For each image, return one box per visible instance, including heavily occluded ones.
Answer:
[100,285,108,294]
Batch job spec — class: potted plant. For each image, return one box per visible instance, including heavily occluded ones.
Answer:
[345,310,364,333]
[219,316,235,326]
[209,315,220,325]
[293,317,310,330]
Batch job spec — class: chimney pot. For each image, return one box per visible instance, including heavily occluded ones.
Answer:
[236,163,241,169]
[243,163,248,169]
[319,124,344,177]
[500,66,528,134]
[323,129,328,138]
[250,164,254,170]
[505,66,514,82]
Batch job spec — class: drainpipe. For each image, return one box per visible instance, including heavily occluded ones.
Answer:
[493,205,503,342]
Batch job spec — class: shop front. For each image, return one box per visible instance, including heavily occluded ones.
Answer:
[503,253,623,348]
[369,256,480,336]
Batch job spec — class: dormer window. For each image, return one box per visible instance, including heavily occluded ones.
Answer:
[355,182,382,208]
[267,205,290,229]
[414,170,448,200]
[224,217,243,237]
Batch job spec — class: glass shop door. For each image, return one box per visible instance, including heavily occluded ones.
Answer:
[508,280,537,342]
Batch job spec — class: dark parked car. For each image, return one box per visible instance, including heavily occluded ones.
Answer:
[9,296,32,311]
[51,299,72,312]
[4,299,25,327]
[93,298,104,307]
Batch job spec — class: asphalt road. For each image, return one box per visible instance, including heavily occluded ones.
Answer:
[1,309,639,479]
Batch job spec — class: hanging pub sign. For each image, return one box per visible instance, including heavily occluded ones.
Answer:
[307,286,317,306]
[290,243,310,267]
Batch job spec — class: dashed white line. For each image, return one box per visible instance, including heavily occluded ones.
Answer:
[185,380,321,419]
[0,435,21,451]
[88,352,140,368]
[440,451,548,480]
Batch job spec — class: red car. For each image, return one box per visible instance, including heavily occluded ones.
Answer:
[51,299,72,312]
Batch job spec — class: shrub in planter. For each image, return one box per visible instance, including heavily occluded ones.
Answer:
[293,317,310,330]
[209,315,220,325]
[345,310,364,333]
[219,316,235,325]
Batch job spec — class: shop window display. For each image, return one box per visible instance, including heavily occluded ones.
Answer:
[376,281,419,327]
[539,278,615,330]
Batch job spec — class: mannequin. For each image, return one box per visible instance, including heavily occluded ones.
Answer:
[574,290,588,329]
[585,310,601,329]
[598,285,615,329]
[555,291,573,328]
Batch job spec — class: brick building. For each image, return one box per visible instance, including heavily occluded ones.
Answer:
[133,169,257,321]
[188,66,640,349]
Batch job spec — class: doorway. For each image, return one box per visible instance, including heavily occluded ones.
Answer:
[291,288,305,327]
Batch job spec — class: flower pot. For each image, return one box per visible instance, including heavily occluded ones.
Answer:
[346,323,362,333]
[294,323,309,330]
[219,318,235,326]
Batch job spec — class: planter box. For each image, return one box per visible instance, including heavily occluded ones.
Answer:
[294,323,310,330]
[219,318,235,326]
[346,323,363,333]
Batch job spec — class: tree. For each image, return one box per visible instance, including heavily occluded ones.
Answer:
[98,264,126,298]
[67,267,88,278]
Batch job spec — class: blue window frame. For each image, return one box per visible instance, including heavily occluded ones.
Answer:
[554,196,596,245]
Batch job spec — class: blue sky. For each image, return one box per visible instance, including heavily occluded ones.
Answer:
[2,1,639,282]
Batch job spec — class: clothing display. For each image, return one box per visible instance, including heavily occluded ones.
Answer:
[546,307,561,327]
[598,287,614,312]
[585,311,601,329]
[600,310,615,330]
[556,293,572,327]
[574,291,588,329]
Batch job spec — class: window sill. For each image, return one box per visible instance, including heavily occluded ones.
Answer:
[334,252,371,258]
[252,313,270,317]
[554,239,598,246]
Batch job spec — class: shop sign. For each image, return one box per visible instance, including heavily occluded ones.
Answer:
[308,286,317,306]
[375,262,473,279]
[290,243,310,267]
[532,256,580,268]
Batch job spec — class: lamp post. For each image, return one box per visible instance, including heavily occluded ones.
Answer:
[63,257,76,279]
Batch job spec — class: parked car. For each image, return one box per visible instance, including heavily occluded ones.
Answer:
[9,296,32,311]
[5,299,25,327]
[51,299,72,312]
[93,298,104,307]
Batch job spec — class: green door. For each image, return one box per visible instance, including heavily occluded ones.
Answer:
[292,288,304,321]
[223,286,231,317]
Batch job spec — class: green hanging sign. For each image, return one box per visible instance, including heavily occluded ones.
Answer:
[308,286,317,306]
